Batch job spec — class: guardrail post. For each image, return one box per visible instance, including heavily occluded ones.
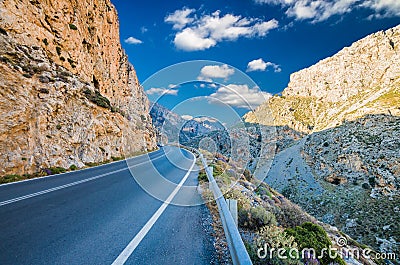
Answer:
[208,166,213,190]
[226,199,238,228]
[196,152,252,265]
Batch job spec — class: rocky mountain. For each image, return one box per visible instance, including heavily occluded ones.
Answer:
[149,102,223,144]
[243,25,400,257]
[0,0,156,176]
[245,24,400,133]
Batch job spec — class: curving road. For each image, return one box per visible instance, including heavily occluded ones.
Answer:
[0,146,216,264]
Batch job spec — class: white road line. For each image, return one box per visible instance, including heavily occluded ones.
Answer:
[111,154,196,265]
[0,152,169,207]
[0,148,164,188]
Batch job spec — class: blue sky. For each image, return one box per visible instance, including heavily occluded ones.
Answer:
[111,0,400,121]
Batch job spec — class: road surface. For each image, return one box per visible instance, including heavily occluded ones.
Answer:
[0,146,216,264]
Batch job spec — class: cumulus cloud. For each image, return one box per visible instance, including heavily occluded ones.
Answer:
[146,87,178,96]
[165,8,196,30]
[198,64,235,81]
[181,115,193,120]
[174,28,216,51]
[165,8,279,51]
[247,58,281,72]
[255,0,400,22]
[209,84,271,109]
[124,37,143,44]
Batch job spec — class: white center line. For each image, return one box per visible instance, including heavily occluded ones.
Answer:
[0,152,169,207]
[111,154,196,265]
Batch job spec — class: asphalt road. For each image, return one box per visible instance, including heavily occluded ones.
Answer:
[0,146,216,265]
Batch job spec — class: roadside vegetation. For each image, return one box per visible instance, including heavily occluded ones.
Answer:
[198,150,379,265]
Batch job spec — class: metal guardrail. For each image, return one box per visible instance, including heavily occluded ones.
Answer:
[197,152,253,265]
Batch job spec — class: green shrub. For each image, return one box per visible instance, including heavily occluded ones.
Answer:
[48,167,67,175]
[243,168,252,181]
[198,168,208,182]
[244,242,262,265]
[216,172,231,186]
[210,162,225,177]
[69,23,78,30]
[83,88,112,109]
[56,124,62,130]
[224,188,251,210]
[275,202,314,228]
[85,162,99,167]
[239,206,277,230]
[362,183,370,189]
[111,156,124,161]
[43,38,48,45]
[69,164,78,171]
[251,225,300,265]
[255,186,272,198]
[0,174,23,184]
[286,222,345,265]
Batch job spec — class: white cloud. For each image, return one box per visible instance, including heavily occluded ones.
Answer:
[181,115,193,120]
[362,0,400,18]
[124,37,143,44]
[166,8,279,51]
[209,84,271,109]
[146,87,178,96]
[255,0,400,22]
[199,83,218,88]
[252,20,280,36]
[174,28,217,51]
[198,64,235,81]
[193,117,219,123]
[247,58,282,72]
[165,8,196,30]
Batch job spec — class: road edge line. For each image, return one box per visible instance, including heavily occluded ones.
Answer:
[0,152,169,207]
[111,151,196,265]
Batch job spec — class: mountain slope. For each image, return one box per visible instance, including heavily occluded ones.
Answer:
[149,102,223,144]
[245,24,400,133]
[243,25,400,256]
[0,0,156,176]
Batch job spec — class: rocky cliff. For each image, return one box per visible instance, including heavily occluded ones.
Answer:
[0,0,156,176]
[245,24,400,133]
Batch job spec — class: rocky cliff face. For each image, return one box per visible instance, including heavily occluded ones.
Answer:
[245,24,400,133]
[0,0,156,175]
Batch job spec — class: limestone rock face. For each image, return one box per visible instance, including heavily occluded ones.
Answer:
[0,0,156,175]
[245,24,400,133]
